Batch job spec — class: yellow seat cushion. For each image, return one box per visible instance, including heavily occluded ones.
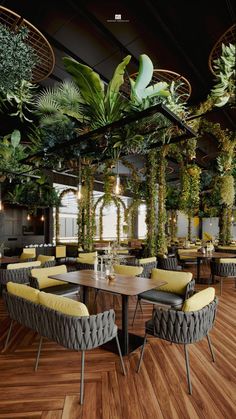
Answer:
[31,265,68,289]
[182,288,215,312]
[116,249,129,254]
[78,252,97,259]
[139,257,157,264]
[178,249,198,260]
[217,245,236,250]
[113,265,143,276]
[37,255,55,263]
[76,257,95,265]
[39,292,89,316]
[20,252,36,260]
[20,248,36,258]
[55,246,66,258]
[219,258,236,263]
[7,261,41,270]
[151,269,192,295]
[7,282,39,303]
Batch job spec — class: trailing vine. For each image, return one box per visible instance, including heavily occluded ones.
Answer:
[145,151,157,256]
[201,120,236,244]
[156,145,168,255]
[56,187,77,244]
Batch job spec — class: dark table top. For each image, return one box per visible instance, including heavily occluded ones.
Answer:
[0,257,20,265]
[49,269,166,296]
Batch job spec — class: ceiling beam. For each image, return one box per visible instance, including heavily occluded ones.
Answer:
[65,0,139,67]
[38,30,110,84]
[129,0,208,89]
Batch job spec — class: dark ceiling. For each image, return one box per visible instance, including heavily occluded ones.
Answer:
[1,0,236,181]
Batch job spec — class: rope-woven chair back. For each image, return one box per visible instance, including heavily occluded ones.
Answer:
[153,298,218,344]
[210,261,236,277]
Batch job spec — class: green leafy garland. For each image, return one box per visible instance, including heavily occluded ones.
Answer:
[180,164,201,240]
[201,120,236,244]
[145,151,157,256]
[55,188,77,245]
[156,146,168,255]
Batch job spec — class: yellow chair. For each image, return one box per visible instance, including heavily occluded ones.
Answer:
[30,265,79,296]
[113,264,143,276]
[7,261,41,270]
[37,255,55,267]
[20,247,36,260]
[132,268,195,324]
[55,246,67,262]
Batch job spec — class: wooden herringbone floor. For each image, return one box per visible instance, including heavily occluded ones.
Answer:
[0,265,236,419]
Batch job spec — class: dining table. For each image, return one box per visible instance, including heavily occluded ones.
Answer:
[181,251,236,283]
[49,269,166,355]
[0,256,20,267]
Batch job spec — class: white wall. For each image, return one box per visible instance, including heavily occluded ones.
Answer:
[176,211,199,239]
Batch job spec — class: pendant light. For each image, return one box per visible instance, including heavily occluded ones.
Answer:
[77,157,82,200]
[114,160,121,195]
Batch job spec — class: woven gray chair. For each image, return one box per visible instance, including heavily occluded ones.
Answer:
[132,269,195,325]
[210,260,236,295]
[3,291,126,404]
[137,297,218,394]
[0,266,40,295]
[157,256,182,271]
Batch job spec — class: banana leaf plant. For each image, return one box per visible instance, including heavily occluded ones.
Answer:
[63,55,132,129]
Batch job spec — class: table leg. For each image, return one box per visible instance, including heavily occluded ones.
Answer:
[121,294,129,355]
[197,258,200,282]
[82,285,88,305]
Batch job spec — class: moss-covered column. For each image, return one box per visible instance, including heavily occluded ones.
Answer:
[156,146,168,255]
[145,151,157,256]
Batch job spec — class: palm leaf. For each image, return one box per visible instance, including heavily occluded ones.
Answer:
[63,57,104,104]
[106,55,131,103]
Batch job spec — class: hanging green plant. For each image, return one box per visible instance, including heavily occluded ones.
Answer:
[0,24,38,94]
[7,175,61,209]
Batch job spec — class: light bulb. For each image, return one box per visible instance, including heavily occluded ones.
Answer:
[77,183,82,200]
[173,218,176,223]
[231,216,234,222]
[114,175,121,195]
[41,215,45,222]
[27,214,31,221]
[0,200,2,211]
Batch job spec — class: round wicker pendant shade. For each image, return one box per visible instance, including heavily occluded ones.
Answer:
[208,23,236,76]
[123,69,192,102]
[0,5,55,83]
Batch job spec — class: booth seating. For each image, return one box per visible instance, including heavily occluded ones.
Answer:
[132,268,195,324]
[3,282,126,404]
[20,247,36,261]
[137,288,218,395]
[30,265,79,296]
[37,254,56,268]
[0,261,41,294]
[210,258,236,295]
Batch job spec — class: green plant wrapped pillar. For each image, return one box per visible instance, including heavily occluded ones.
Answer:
[145,151,157,256]
[156,146,168,255]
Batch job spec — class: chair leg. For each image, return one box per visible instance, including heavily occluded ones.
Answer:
[80,351,85,405]
[136,333,147,373]
[220,278,223,296]
[138,299,143,314]
[132,298,139,326]
[2,319,14,352]
[206,333,215,362]
[35,336,43,371]
[132,297,142,326]
[115,335,126,376]
[184,344,192,395]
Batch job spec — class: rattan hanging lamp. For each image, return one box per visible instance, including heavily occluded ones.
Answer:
[122,68,192,102]
[0,5,55,82]
[208,23,236,76]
